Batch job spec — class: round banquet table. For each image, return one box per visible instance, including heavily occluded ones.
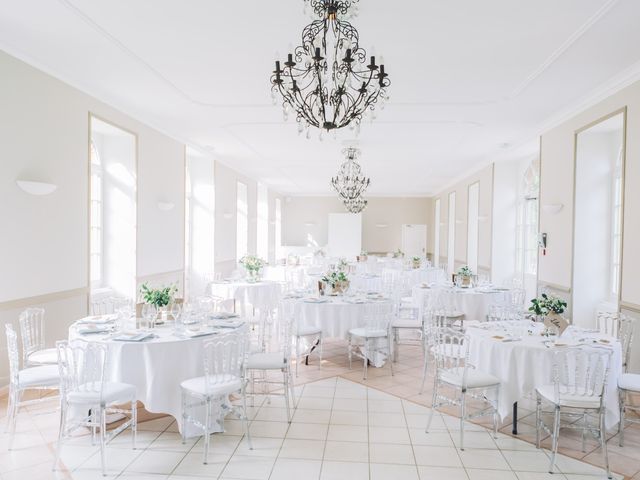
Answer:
[466,322,622,428]
[288,295,393,367]
[386,267,445,287]
[413,286,512,321]
[69,317,245,437]
[349,273,383,293]
[208,280,281,316]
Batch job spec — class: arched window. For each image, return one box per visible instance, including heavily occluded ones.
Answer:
[516,159,539,277]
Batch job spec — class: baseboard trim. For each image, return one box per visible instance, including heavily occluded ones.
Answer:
[0,287,88,312]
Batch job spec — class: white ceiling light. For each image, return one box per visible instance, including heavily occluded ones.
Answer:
[16,179,58,196]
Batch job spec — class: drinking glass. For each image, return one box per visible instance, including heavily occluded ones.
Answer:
[141,304,157,330]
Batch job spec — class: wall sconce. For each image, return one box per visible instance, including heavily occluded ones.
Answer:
[16,179,58,196]
[455,219,464,225]
[542,203,564,214]
[303,221,317,227]
[375,223,389,228]
[478,215,489,222]
[222,212,233,220]
[157,201,175,211]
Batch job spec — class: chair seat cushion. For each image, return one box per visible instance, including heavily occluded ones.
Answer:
[445,310,465,318]
[392,318,422,329]
[27,348,58,365]
[348,327,388,339]
[400,296,416,306]
[297,325,322,337]
[247,352,286,370]
[618,373,640,392]
[68,382,136,405]
[181,374,242,396]
[440,367,500,389]
[536,384,602,409]
[18,365,59,388]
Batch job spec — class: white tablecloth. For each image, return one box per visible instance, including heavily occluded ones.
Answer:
[386,267,444,287]
[289,296,392,367]
[466,323,622,428]
[349,274,383,293]
[69,320,244,436]
[208,280,282,315]
[413,286,512,321]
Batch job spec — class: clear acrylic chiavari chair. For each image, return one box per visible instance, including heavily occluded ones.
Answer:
[180,327,252,464]
[426,328,501,450]
[19,307,57,366]
[4,324,59,450]
[348,302,394,380]
[617,316,637,447]
[55,339,137,476]
[535,346,613,478]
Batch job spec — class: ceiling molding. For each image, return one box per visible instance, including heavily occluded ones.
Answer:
[507,0,620,99]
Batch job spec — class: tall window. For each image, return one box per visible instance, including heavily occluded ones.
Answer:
[275,198,282,260]
[610,147,624,298]
[467,182,479,272]
[90,141,102,288]
[515,160,540,277]
[447,192,456,274]
[433,198,441,267]
[257,183,269,261]
[236,181,248,261]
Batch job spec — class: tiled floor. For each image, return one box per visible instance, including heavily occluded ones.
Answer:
[1,338,639,480]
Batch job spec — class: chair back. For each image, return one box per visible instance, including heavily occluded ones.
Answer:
[363,302,393,336]
[5,324,20,387]
[618,316,635,373]
[214,297,236,314]
[511,288,526,307]
[422,309,449,347]
[438,289,460,315]
[596,311,624,337]
[56,339,108,403]
[91,296,131,316]
[488,304,524,322]
[19,307,46,364]
[202,327,248,390]
[551,346,613,407]
[432,328,470,380]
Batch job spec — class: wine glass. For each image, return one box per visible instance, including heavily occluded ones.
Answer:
[141,304,157,330]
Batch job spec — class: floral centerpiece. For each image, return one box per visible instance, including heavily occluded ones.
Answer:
[239,255,266,282]
[455,265,474,287]
[529,293,568,334]
[337,258,350,272]
[411,256,422,269]
[357,250,368,262]
[393,248,404,259]
[322,269,350,295]
[140,283,178,325]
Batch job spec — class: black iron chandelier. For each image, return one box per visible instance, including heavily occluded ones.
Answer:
[270,0,390,134]
[344,196,368,213]
[331,147,370,201]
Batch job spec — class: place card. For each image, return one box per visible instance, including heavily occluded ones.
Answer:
[544,314,569,335]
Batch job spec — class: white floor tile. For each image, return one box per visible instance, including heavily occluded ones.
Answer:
[292,408,332,425]
[451,431,498,449]
[171,450,230,477]
[369,426,411,444]
[417,465,470,480]
[320,460,369,480]
[458,448,511,470]
[234,436,282,457]
[254,407,290,423]
[466,468,519,480]
[413,445,462,468]
[332,398,368,412]
[369,442,415,464]
[285,422,328,440]
[247,420,289,438]
[514,472,568,480]
[296,397,333,410]
[330,410,368,426]
[327,425,368,443]
[279,438,325,460]
[502,450,553,473]
[408,429,454,447]
[368,412,406,427]
[221,454,276,480]
[323,440,369,463]
[368,399,404,413]
[75,446,142,475]
[126,449,185,475]
[148,431,197,452]
[269,458,322,480]
[370,462,420,480]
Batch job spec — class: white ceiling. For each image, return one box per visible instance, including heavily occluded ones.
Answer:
[1,0,640,195]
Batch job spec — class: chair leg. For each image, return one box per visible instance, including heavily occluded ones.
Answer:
[600,410,612,479]
[388,336,394,376]
[460,390,466,451]
[241,382,253,450]
[363,339,369,380]
[426,376,439,433]
[5,386,15,434]
[393,328,398,363]
[7,389,18,450]
[203,397,211,464]
[53,400,67,471]
[492,386,500,439]
[348,334,353,369]
[581,412,587,453]
[535,394,541,448]
[295,336,300,377]
[619,389,625,447]
[420,350,428,394]
[318,333,323,370]
[181,389,188,445]
[548,406,561,474]
[131,399,137,450]
[100,406,107,476]
[283,370,292,423]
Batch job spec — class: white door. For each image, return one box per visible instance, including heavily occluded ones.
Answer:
[402,224,427,258]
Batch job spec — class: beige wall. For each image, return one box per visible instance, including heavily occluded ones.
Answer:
[431,164,494,275]
[282,196,432,255]
[539,79,640,370]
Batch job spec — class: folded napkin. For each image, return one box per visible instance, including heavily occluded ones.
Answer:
[77,315,117,325]
[77,325,114,335]
[111,332,155,342]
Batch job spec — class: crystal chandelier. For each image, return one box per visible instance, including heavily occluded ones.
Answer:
[344,196,368,213]
[270,0,390,134]
[331,147,370,201]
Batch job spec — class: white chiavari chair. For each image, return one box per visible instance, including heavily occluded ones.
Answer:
[291,300,323,376]
[246,304,296,421]
[535,346,613,478]
[347,302,394,380]
[19,307,57,366]
[420,308,449,393]
[426,328,500,450]
[617,316,637,446]
[391,287,422,362]
[4,324,59,450]
[180,327,252,464]
[55,339,137,476]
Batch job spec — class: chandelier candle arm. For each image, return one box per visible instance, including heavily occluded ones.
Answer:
[271,0,390,133]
